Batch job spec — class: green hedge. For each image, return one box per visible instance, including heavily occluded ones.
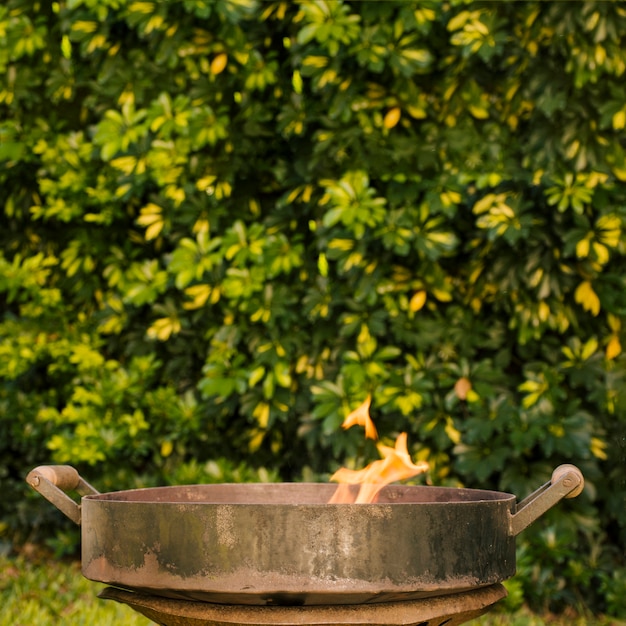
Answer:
[1,0,625,616]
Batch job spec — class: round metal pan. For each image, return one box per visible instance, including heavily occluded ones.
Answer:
[26,465,583,606]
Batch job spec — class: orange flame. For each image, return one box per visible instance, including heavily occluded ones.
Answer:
[341,394,377,440]
[329,400,428,504]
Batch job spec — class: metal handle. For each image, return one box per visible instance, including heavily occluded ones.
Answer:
[509,464,584,536]
[26,465,100,525]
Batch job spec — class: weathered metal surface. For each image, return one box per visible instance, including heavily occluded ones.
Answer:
[80,483,516,605]
[99,583,508,626]
[26,465,584,606]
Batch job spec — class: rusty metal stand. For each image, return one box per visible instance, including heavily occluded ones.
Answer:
[100,584,507,626]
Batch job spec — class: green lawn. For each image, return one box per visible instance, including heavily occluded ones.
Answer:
[0,554,621,626]
[0,555,144,626]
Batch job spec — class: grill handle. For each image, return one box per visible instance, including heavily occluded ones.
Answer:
[509,464,584,536]
[26,465,99,525]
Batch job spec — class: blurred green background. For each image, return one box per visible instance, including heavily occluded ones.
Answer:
[1,0,625,619]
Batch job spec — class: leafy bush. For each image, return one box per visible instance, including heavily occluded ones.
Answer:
[1,0,625,615]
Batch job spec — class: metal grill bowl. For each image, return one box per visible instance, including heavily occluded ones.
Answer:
[26,465,583,606]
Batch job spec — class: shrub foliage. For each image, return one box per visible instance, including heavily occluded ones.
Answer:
[1,0,625,615]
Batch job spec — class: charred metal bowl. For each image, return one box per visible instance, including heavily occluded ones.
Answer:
[26,465,583,606]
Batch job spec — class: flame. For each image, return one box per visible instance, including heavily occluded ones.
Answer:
[329,400,428,504]
[341,394,377,440]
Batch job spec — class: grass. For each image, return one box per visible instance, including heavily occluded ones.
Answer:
[0,552,148,626]
[0,552,622,626]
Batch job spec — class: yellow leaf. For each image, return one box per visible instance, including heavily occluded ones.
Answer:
[147,317,181,341]
[318,252,328,277]
[196,175,217,192]
[591,436,608,460]
[444,418,461,444]
[295,355,309,374]
[447,10,475,31]
[592,242,609,265]
[505,82,520,102]
[574,281,601,316]
[587,171,609,188]
[249,198,261,216]
[137,203,163,224]
[357,324,377,359]
[160,440,173,457]
[406,104,427,119]
[129,1,155,13]
[193,218,209,234]
[302,55,329,69]
[466,389,480,403]
[575,236,590,258]
[519,379,545,393]
[440,190,461,206]
[597,214,621,246]
[111,155,137,174]
[72,20,98,33]
[165,185,186,206]
[250,307,270,323]
[210,53,228,75]
[473,193,497,214]
[472,20,489,36]
[468,104,489,119]
[384,107,402,129]
[328,238,354,251]
[522,393,540,409]
[249,429,265,452]
[581,337,599,360]
[606,335,621,360]
[286,187,300,204]
[613,109,626,130]
[468,265,483,284]
[612,166,626,182]
[61,35,72,59]
[432,287,452,302]
[409,290,427,312]
[249,366,266,388]
[145,220,164,241]
[183,284,212,310]
[608,313,621,332]
[253,402,270,428]
[292,69,303,94]
[274,362,292,388]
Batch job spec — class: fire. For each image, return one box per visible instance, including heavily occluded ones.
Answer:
[329,397,428,504]
[340,393,377,440]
